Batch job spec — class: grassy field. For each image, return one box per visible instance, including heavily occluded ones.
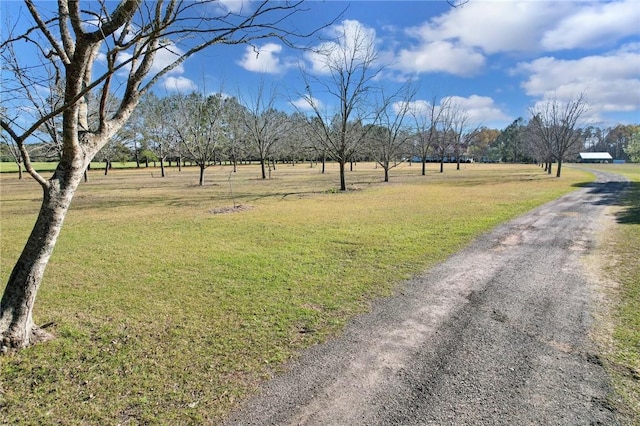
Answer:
[0,162,634,424]
[583,164,640,423]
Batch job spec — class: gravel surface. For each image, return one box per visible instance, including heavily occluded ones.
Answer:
[225,168,629,426]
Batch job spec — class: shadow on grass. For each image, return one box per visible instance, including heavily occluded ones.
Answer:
[439,173,553,188]
[572,179,640,225]
[68,188,335,211]
[615,181,640,225]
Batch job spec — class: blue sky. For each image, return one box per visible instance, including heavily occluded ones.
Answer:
[2,1,639,131]
[156,0,640,129]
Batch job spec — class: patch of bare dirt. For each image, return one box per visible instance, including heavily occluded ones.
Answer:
[209,205,254,215]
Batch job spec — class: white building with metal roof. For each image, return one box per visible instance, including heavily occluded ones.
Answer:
[578,152,613,163]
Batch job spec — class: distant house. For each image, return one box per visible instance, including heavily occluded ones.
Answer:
[578,152,613,163]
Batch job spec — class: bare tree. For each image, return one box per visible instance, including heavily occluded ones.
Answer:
[137,93,178,177]
[411,96,450,175]
[241,83,288,179]
[2,40,66,163]
[527,94,589,177]
[97,128,132,175]
[430,99,478,172]
[173,92,228,186]
[283,111,314,166]
[369,86,415,182]
[432,100,457,173]
[447,104,479,170]
[0,0,330,350]
[432,133,452,173]
[526,117,556,174]
[218,96,248,172]
[299,20,383,191]
[306,115,330,173]
[1,129,26,179]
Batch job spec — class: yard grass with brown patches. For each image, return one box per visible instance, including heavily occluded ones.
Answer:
[0,162,598,424]
[585,163,640,424]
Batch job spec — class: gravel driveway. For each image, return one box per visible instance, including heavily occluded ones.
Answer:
[226,168,629,425]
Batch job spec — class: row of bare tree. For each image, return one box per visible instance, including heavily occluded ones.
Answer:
[5,82,637,189]
[102,87,483,187]
[0,87,485,185]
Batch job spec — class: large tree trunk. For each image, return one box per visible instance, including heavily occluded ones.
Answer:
[0,166,84,350]
[199,164,205,186]
[421,156,426,176]
[260,157,267,179]
[339,160,346,191]
[556,160,562,178]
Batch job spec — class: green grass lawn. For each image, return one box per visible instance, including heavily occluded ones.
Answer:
[583,164,640,423]
[0,162,633,424]
[0,161,58,173]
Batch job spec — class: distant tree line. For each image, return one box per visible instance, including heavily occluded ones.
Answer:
[4,95,638,182]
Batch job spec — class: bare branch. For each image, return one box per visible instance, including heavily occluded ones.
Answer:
[527,93,589,176]
[24,0,70,64]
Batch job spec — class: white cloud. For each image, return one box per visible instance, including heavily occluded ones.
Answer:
[407,1,566,54]
[395,41,485,77]
[529,96,599,125]
[329,19,378,53]
[111,42,184,77]
[96,52,107,64]
[405,1,637,54]
[304,43,335,75]
[542,0,640,50]
[238,43,286,74]
[162,76,197,92]
[218,0,250,14]
[394,100,432,117]
[394,96,508,127]
[305,20,378,75]
[150,42,185,75]
[515,46,640,118]
[391,2,566,77]
[442,95,510,125]
[392,0,639,79]
[291,96,323,112]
